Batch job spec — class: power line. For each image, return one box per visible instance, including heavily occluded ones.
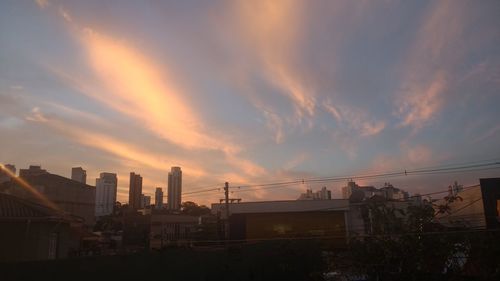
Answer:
[178,159,500,198]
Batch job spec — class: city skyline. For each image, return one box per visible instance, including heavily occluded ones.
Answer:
[1,1,500,206]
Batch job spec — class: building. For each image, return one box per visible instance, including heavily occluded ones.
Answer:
[0,164,16,183]
[71,167,87,184]
[342,181,409,201]
[155,187,164,209]
[19,165,47,178]
[0,193,75,262]
[211,199,354,246]
[95,173,117,217]
[434,178,500,229]
[129,172,143,210]
[150,214,200,249]
[10,171,96,226]
[298,187,332,200]
[141,194,151,209]
[167,167,182,211]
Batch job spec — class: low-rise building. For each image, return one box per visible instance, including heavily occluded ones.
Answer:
[0,193,75,262]
[150,214,200,249]
[211,199,355,246]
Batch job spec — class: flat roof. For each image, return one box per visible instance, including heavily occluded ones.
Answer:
[211,199,350,215]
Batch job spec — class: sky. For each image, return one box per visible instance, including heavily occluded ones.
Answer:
[1,0,500,206]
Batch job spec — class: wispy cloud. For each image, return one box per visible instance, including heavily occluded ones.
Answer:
[24,108,208,177]
[323,98,385,137]
[395,0,466,131]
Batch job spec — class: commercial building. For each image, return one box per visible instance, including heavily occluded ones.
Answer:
[168,167,182,211]
[155,187,163,209]
[12,169,96,226]
[211,199,355,246]
[95,173,117,217]
[434,178,500,229]
[71,167,87,184]
[129,172,143,210]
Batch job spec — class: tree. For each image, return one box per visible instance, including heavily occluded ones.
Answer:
[181,201,210,216]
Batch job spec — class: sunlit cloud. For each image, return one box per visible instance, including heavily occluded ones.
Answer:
[395,0,465,131]
[25,109,207,178]
[34,0,49,9]
[231,0,316,134]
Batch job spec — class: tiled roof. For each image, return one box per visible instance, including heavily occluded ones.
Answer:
[0,192,62,219]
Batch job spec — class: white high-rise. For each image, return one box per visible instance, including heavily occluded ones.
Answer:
[95,172,117,217]
[167,167,182,211]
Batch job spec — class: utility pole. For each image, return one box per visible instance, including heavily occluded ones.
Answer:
[224,182,229,240]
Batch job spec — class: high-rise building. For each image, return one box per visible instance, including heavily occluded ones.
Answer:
[129,172,143,210]
[167,167,182,211]
[141,194,151,208]
[155,187,164,209]
[95,173,117,217]
[71,167,87,184]
[0,164,16,183]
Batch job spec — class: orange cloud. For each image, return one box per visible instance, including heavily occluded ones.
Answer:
[231,0,316,131]
[396,0,466,130]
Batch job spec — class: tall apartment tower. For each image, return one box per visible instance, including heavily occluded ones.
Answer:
[71,167,87,184]
[129,172,143,210]
[155,187,164,209]
[95,173,117,217]
[167,167,182,211]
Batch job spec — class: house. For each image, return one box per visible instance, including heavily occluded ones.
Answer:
[0,193,75,262]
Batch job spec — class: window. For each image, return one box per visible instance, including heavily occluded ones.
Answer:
[48,232,58,260]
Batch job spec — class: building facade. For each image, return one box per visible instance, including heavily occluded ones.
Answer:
[129,172,143,210]
[95,173,117,217]
[71,167,87,184]
[167,167,182,211]
[155,187,163,209]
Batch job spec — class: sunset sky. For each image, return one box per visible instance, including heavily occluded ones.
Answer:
[1,0,500,205]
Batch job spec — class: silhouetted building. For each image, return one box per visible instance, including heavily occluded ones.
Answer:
[71,167,87,184]
[95,173,117,217]
[298,187,332,200]
[141,194,151,208]
[0,164,16,183]
[19,165,47,178]
[155,187,163,209]
[129,172,143,210]
[10,172,96,226]
[122,213,150,251]
[168,167,182,211]
[342,181,409,201]
[0,193,75,262]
